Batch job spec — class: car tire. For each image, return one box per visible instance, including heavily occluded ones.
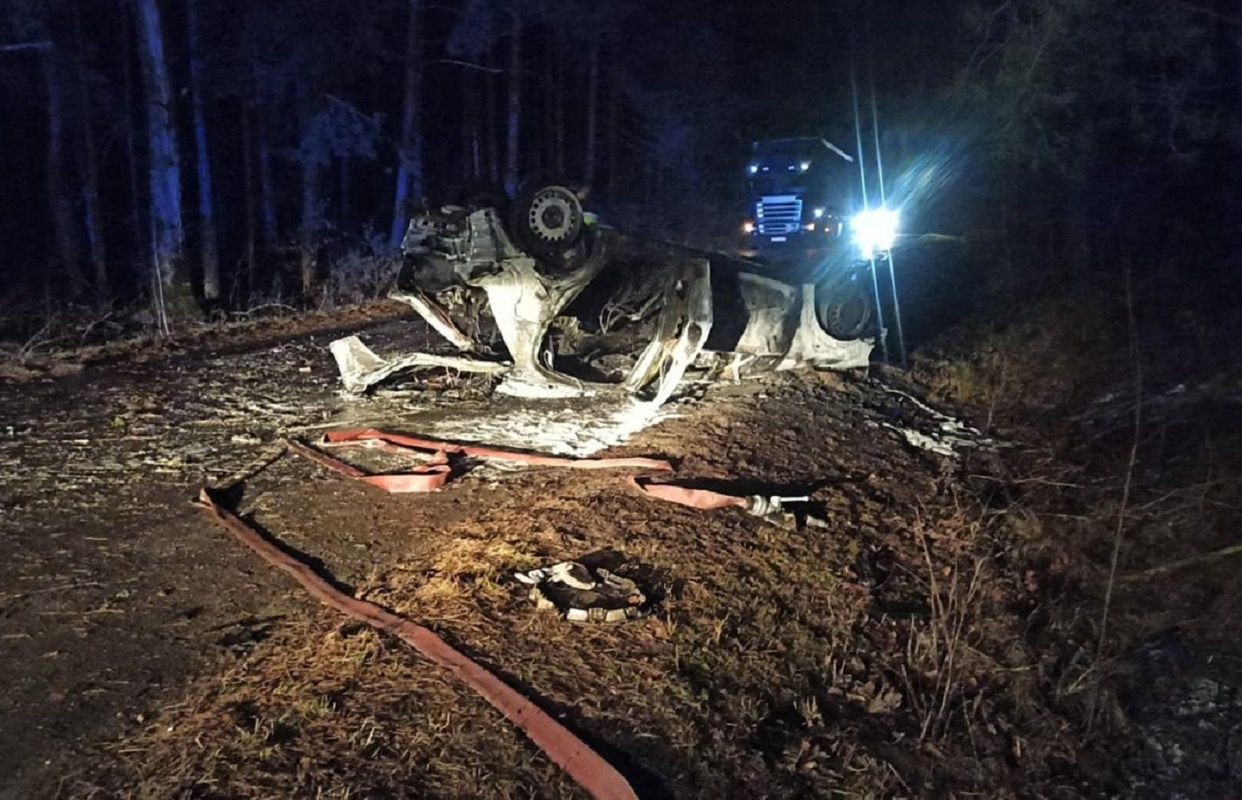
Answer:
[815,281,873,340]
[510,184,583,257]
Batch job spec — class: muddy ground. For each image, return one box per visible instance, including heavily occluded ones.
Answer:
[0,311,424,797]
[2,307,1241,799]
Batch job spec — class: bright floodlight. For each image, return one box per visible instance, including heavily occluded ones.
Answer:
[799,161,811,172]
[851,207,899,260]
[748,164,758,174]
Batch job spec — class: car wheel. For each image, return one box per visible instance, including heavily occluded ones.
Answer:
[511,184,583,258]
[815,282,873,340]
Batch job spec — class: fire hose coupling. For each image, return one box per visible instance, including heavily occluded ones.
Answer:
[745,495,810,516]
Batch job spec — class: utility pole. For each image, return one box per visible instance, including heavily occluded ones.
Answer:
[870,70,906,368]
[850,52,888,364]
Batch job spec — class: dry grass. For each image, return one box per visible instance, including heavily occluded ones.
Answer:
[67,373,1087,798]
[909,285,1242,796]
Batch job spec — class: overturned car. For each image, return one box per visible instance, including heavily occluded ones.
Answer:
[331,184,872,402]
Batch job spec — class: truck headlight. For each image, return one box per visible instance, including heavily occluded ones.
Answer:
[799,161,811,172]
[748,164,758,175]
[850,207,899,260]
[741,220,756,234]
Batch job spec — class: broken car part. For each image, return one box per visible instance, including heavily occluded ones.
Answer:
[332,185,871,401]
[329,335,507,394]
[388,288,476,351]
[514,562,648,623]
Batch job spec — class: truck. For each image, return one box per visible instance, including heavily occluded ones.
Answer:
[740,137,883,341]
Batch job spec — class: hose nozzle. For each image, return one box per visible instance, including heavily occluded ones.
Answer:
[746,495,810,516]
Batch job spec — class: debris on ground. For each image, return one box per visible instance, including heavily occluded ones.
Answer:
[515,561,649,623]
[17,307,1235,799]
[869,384,994,458]
[329,334,508,394]
[53,366,1088,799]
[186,425,687,800]
[632,474,808,515]
[195,488,639,800]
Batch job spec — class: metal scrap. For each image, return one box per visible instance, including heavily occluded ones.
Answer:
[329,335,507,394]
[514,562,648,623]
[331,187,871,403]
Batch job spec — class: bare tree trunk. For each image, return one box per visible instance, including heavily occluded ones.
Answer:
[389,0,424,247]
[1219,4,1242,271]
[119,3,149,280]
[257,107,276,247]
[186,0,219,301]
[584,42,599,189]
[644,152,654,209]
[543,47,555,175]
[504,4,522,197]
[461,66,472,182]
[72,16,108,295]
[460,60,481,179]
[43,50,81,295]
[485,53,499,185]
[339,155,351,232]
[135,0,195,325]
[606,58,619,199]
[78,105,108,295]
[242,105,256,302]
[471,117,482,180]
[247,53,277,252]
[299,163,320,301]
[298,92,322,301]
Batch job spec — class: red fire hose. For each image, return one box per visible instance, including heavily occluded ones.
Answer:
[198,428,771,800]
[195,488,638,800]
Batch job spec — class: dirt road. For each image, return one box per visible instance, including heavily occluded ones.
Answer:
[0,316,446,797]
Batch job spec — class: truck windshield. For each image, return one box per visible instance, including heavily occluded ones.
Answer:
[748,139,854,213]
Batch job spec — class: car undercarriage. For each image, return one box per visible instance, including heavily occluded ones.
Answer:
[331,185,873,401]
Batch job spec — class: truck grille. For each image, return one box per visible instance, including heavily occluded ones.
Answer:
[756,195,803,235]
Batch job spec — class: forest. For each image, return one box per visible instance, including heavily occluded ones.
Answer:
[2,0,799,332]
[1,0,1234,335]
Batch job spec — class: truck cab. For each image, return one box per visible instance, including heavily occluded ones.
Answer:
[741,137,855,262]
[739,137,876,341]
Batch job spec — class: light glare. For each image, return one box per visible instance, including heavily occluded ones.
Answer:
[850,208,899,259]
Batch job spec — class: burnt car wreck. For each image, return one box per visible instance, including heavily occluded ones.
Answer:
[331,184,872,401]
